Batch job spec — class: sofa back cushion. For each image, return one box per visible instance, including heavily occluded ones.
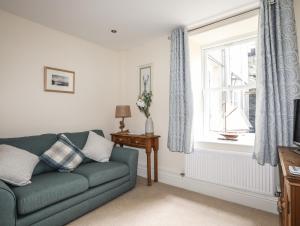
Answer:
[59,130,104,164]
[0,134,57,175]
[0,130,105,176]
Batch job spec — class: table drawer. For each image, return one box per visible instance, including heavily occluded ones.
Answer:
[129,137,146,146]
[113,136,130,144]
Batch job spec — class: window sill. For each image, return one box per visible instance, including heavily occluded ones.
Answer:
[194,133,255,153]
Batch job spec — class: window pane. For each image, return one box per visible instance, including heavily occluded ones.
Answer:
[248,88,256,133]
[207,90,225,132]
[206,88,256,133]
[227,41,256,88]
[205,48,224,89]
[225,89,256,133]
[203,38,257,134]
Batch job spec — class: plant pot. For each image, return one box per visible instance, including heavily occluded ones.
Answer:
[145,117,154,136]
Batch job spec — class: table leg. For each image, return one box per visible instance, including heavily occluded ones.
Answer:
[146,143,152,186]
[153,138,158,182]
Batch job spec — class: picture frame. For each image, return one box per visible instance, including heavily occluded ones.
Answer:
[139,65,152,95]
[44,66,75,94]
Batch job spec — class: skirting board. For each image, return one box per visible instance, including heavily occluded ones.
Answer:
[137,164,278,214]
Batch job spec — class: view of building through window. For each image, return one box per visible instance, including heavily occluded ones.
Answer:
[203,38,256,134]
[189,14,258,142]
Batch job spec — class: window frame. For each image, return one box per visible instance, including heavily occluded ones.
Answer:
[199,34,257,144]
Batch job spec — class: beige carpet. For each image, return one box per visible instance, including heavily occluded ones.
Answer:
[68,177,279,226]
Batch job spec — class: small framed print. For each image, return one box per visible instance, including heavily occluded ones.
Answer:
[44,66,75,93]
[139,65,152,95]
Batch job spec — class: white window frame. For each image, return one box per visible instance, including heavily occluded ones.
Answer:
[199,34,257,146]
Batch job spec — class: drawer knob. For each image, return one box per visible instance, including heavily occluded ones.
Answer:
[277,200,283,213]
[277,200,287,213]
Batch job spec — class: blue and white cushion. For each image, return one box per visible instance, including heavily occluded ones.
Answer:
[40,134,84,172]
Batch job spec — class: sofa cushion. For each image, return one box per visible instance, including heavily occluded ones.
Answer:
[40,134,84,172]
[0,134,57,175]
[74,162,129,187]
[81,131,114,162]
[12,172,89,215]
[62,130,104,164]
[0,145,39,186]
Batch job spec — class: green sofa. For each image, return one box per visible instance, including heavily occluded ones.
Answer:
[0,130,138,226]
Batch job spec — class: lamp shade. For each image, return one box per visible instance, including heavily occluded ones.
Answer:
[115,105,131,118]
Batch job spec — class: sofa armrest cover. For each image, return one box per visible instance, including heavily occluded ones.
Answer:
[110,147,138,187]
[0,180,16,226]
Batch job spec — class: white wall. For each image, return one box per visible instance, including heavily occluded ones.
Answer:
[119,36,185,175]
[0,9,120,138]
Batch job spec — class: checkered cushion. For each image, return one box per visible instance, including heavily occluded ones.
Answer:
[40,134,84,172]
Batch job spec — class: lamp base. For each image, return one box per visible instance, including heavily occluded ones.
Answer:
[117,129,130,134]
[118,117,129,134]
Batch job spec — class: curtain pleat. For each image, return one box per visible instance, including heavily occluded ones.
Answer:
[168,27,194,154]
[254,0,300,166]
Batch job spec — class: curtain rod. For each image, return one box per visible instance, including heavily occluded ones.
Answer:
[187,7,260,33]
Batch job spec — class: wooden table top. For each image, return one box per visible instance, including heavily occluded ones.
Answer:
[279,146,300,180]
[111,133,160,139]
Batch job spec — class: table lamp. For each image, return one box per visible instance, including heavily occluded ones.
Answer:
[115,105,131,133]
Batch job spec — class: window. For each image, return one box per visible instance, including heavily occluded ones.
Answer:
[189,12,258,145]
[203,37,256,134]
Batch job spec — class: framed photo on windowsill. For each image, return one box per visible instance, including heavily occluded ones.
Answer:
[44,66,75,94]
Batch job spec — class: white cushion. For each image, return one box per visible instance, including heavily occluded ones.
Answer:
[0,145,39,186]
[81,131,114,162]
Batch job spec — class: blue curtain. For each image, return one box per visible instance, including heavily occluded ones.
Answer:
[254,0,300,166]
[168,27,194,153]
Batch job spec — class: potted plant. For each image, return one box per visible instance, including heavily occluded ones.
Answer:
[136,91,154,136]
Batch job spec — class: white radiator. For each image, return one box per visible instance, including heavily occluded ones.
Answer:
[185,149,275,195]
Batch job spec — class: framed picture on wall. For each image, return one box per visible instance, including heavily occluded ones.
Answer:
[44,66,75,93]
[139,65,152,95]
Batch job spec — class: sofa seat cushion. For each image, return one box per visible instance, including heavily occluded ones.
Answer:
[74,162,129,187]
[12,172,89,215]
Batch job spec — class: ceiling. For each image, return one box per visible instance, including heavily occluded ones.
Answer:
[0,0,258,50]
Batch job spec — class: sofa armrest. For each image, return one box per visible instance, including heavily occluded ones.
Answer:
[110,147,139,187]
[0,180,16,226]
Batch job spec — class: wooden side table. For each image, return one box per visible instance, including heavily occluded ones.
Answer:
[278,147,300,226]
[111,133,160,186]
